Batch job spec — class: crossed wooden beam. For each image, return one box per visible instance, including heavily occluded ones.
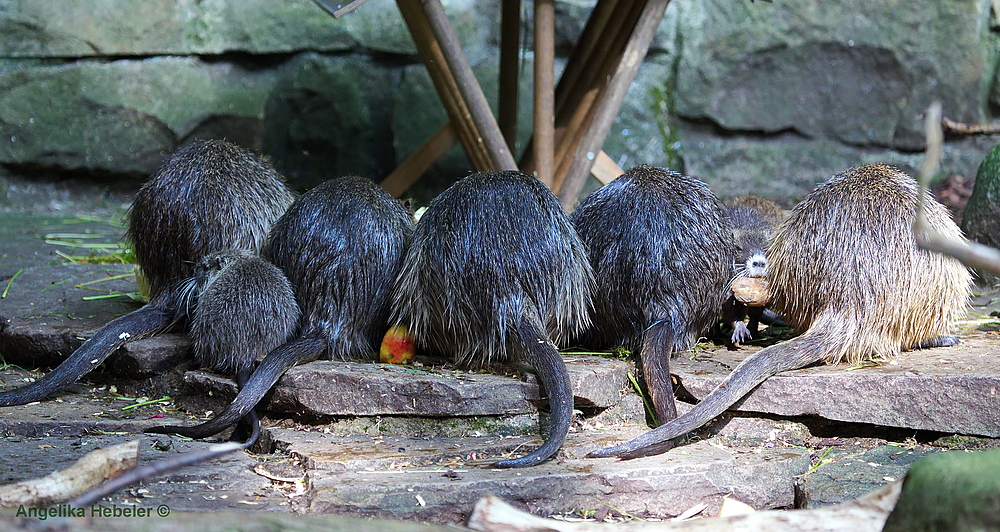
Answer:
[315,0,669,208]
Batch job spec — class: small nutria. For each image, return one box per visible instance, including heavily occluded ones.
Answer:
[589,164,972,459]
[0,140,294,407]
[722,195,785,345]
[391,170,593,468]
[147,175,414,439]
[570,165,736,428]
[189,249,300,378]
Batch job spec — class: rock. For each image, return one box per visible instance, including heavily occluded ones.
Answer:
[184,354,630,419]
[0,264,141,368]
[0,57,279,178]
[672,335,1000,438]
[798,445,940,509]
[882,449,1000,532]
[261,54,400,190]
[307,430,811,523]
[670,0,987,150]
[0,0,353,58]
[962,143,1000,285]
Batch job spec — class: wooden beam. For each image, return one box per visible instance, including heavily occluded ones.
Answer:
[499,0,521,155]
[420,0,518,170]
[396,0,492,171]
[590,150,625,185]
[533,0,555,187]
[380,123,458,197]
[557,0,669,208]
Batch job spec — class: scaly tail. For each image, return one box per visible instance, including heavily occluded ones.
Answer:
[146,334,327,439]
[0,304,173,406]
[493,314,574,468]
[640,319,678,426]
[588,329,830,459]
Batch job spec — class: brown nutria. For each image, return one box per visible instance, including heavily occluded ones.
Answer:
[588,163,972,459]
[722,195,785,345]
[391,170,593,468]
[0,139,294,407]
[146,175,414,439]
[570,165,736,428]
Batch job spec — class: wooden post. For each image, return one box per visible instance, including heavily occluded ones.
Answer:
[533,0,555,187]
[396,0,492,170]
[420,0,518,170]
[380,123,458,197]
[557,0,668,208]
[499,0,521,156]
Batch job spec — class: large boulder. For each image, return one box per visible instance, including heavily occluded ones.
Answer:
[962,143,1000,284]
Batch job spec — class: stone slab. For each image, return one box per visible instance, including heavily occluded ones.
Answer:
[798,445,940,509]
[673,329,1000,438]
[305,428,811,523]
[183,354,630,419]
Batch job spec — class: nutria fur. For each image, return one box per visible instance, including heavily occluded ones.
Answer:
[723,195,785,344]
[571,165,735,426]
[0,140,294,407]
[589,164,972,459]
[147,175,414,439]
[391,170,593,468]
[189,249,300,377]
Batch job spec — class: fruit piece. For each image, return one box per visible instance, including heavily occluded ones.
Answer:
[731,276,770,307]
[380,324,416,364]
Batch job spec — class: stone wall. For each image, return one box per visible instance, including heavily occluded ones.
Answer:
[0,0,998,205]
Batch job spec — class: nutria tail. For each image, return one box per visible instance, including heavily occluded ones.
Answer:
[638,319,680,426]
[587,317,842,459]
[145,334,327,439]
[493,313,574,469]
[0,301,175,407]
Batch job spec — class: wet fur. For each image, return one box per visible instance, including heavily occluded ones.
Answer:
[189,250,300,376]
[147,175,414,439]
[570,165,735,425]
[588,164,972,459]
[391,170,593,468]
[0,140,293,406]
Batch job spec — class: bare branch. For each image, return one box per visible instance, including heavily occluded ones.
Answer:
[913,103,1000,275]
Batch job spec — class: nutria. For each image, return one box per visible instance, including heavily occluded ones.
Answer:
[189,249,300,378]
[146,175,414,439]
[722,195,785,345]
[391,170,593,468]
[570,165,735,427]
[67,251,302,505]
[0,140,294,407]
[588,164,972,459]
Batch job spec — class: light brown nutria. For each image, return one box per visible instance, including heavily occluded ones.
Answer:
[0,139,294,407]
[146,175,414,440]
[723,194,786,344]
[589,163,972,459]
[570,165,735,428]
[391,170,593,468]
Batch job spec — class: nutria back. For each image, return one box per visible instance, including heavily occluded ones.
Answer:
[571,165,734,353]
[127,139,294,299]
[391,170,592,367]
[767,163,971,364]
[190,249,300,375]
[262,175,414,360]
